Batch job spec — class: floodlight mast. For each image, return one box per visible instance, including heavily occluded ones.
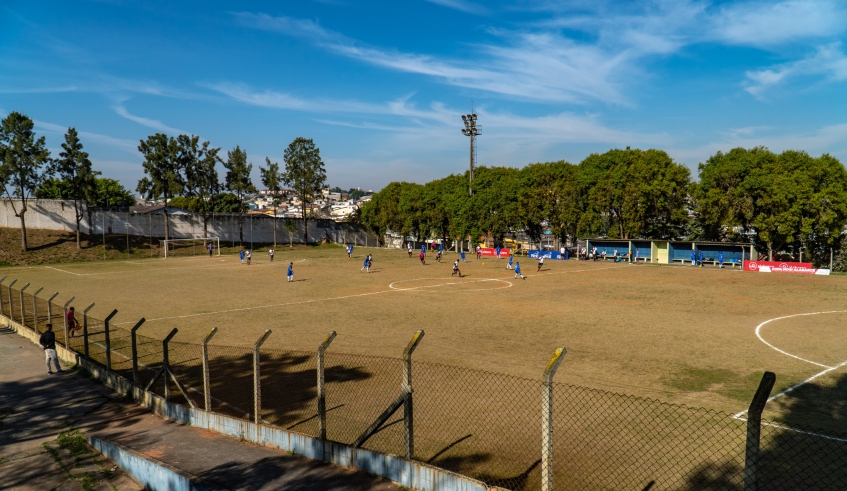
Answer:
[461,113,480,197]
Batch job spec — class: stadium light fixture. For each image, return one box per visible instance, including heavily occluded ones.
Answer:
[461,111,481,197]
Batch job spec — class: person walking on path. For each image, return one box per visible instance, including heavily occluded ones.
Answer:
[240,250,245,264]
[40,323,62,375]
[246,250,252,265]
[208,242,214,257]
[269,248,274,262]
[287,262,294,282]
[514,262,525,280]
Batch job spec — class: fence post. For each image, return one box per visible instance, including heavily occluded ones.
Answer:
[47,291,59,339]
[403,330,425,460]
[32,287,43,333]
[19,283,30,328]
[317,331,337,441]
[744,371,776,491]
[0,276,6,316]
[103,309,118,373]
[541,347,567,491]
[62,297,75,349]
[202,327,218,412]
[83,302,95,360]
[253,329,272,426]
[162,328,179,400]
[7,279,16,320]
[130,318,146,386]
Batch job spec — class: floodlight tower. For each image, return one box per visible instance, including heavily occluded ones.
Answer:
[461,113,480,197]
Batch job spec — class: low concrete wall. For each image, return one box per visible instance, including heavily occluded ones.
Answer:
[0,199,377,245]
[5,317,490,491]
[87,437,223,491]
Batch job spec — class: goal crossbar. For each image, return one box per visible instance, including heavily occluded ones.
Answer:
[160,238,221,258]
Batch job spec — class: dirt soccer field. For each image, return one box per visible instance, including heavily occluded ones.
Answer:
[3,244,846,421]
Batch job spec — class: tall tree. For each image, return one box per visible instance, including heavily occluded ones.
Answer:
[282,138,327,243]
[223,145,255,248]
[180,135,221,243]
[260,157,284,247]
[0,112,51,251]
[51,128,100,248]
[137,133,183,243]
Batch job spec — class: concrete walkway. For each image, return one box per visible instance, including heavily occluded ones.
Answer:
[0,327,398,491]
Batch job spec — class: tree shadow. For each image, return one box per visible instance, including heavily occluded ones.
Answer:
[674,372,847,490]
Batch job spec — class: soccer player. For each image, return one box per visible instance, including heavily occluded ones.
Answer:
[460,250,466,262]
[436,250,443,263]
[361,254,371,273]
[634,249,639,263]
[452,259,461,277]
[691,249,696,266]
[208,242,214,257]
[419,251,426,265]
[421,244,427,257]
[287,262,294,282]
[719,252,724,268]
[407,243,413,257]
[475,245,481,260]
[269,248,274,262]
[246,250,252,265]
[537,255,545,272]
[514,262,525,280]
[506,255,513,270]
[699,250,704,268]
[240,250,245,264]
[495,246,501,259]
[347,244,353,259]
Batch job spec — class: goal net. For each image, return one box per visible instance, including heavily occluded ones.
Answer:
[159,237,221,258]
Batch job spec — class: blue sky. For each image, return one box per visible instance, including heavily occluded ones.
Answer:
[2,1,847,192]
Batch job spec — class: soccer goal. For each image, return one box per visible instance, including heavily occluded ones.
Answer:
[159,237,221,258]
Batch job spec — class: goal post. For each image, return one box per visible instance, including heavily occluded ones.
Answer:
[160,237,221,258]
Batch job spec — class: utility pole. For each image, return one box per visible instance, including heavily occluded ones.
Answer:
[461,112,480,197]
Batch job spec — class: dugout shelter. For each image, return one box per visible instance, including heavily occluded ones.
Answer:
[584,239,753,266]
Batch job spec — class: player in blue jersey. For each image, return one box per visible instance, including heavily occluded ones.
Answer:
[287,262,294,282]
[460,250,466,262]
[240,250,245,264]
[514,262,524,279]
[507,255,513,270]
[719,252,724,268]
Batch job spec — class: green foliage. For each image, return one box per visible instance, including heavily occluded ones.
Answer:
[137,133,183,202]
[0,111,51,250]
[212,192,244,213]
[92,178,135,207]
[260,157,283,206]
[695,147,847,260]
[283,137,327,242]
[36,177,74,199]
[180,134,221,224]
[168,196,199,211]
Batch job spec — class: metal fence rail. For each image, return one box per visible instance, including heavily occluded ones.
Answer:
[4,278,847,490]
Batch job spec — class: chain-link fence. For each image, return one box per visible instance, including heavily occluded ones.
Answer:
[5,280,847,490]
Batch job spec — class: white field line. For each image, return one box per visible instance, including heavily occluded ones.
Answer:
[116,264,625,326]
[733,310,847,442]
[45,266,83,276]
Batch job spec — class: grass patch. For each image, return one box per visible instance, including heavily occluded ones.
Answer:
[57,429,91,458]
[663,366,736,392]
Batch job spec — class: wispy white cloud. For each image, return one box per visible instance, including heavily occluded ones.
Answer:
[424,0,490,16]
[112,103,184,134]
[34,120,139,153]
[744,42,847,97]
[0,86,77,94]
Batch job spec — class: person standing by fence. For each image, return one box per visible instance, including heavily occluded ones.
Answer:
[40,324,62,375]
[67,307,80,338]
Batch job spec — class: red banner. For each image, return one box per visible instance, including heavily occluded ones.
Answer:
[478,247,511,257]
[743,261,828,274]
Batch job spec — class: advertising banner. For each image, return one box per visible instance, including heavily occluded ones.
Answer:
[743,261,830,275]
[479,247,511,257]
[528,250,562,260]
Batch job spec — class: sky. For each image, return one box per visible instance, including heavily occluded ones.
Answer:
[2,0,847,193]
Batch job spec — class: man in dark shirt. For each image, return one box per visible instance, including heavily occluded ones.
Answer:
[39,323,62,375]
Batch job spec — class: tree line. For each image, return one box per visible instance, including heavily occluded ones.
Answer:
[0,111,327,251]
[360,147,847,265]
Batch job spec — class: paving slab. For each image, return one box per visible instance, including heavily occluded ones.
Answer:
[0,327,398,490]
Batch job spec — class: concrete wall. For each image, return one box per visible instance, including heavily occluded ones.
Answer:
[0,199,376,245]
[4,316,490,491]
